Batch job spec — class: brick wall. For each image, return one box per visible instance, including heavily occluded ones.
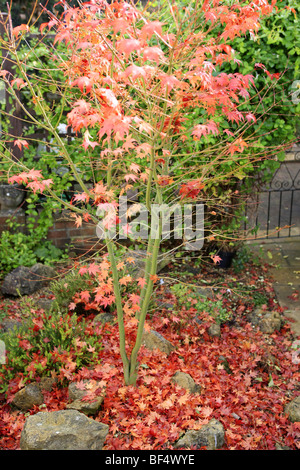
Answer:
[47,213,101,253]
[0,209,102,254]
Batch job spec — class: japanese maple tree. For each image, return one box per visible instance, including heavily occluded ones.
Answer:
[0,0,280,385]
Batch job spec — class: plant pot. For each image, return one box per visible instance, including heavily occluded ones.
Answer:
[0,183,25,212]
[217,250,236,269]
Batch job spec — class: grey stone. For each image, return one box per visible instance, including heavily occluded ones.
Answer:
[275,443,292,450]
[0,318,23,333]
[125,188,139,203]
[142,329,176,355]
[31,263,57,282]
[93,312,114,325]
[67,380,106,415]
[37,377,57,392]
[259,311,282,334]
[1,266,40,296]
[284,396,300,423]
[208,323,221,337]
[247,309,282,334]
[12,383,44,411]
[195,287,211,298]
[174,418,225,450]
[35,298,55,312]
[1,264,56,296]
[68,380,105,401]
[20,409,109,450]
[247,310,263,327]
[171,371,201,393]
[0,183,25,210]
[68,381,87,401]
[66,396,105,416]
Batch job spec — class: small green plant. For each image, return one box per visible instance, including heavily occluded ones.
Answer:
[50,270,99,310]
[170,283,232,324]
[0,308,103,394]
[0,229,66,276]
[232,246,252,273]
[251,291,269,307]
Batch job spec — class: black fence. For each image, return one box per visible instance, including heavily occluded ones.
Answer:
[245,157,300,239]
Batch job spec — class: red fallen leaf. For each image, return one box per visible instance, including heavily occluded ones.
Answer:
[236,305,246,314]
[288,291,299,301]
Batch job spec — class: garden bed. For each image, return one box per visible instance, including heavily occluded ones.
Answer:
[0,250,299,450]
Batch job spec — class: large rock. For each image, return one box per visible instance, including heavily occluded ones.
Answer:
[1,263,57,296]
[12,383,44,411]
[284,396,300,423]
[20,409,109,450]
[174,418,225,450]
[171,371,201,394]
[142,329,175,355]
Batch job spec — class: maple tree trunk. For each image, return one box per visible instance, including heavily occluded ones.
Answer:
[106,232,162,386]
[127,217,162,385]
[106,172,163,386]
[105,238,131,383]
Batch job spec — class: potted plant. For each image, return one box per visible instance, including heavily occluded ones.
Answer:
[216,242,238,269]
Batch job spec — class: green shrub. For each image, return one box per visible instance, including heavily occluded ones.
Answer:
[50,270,99,310]
[170,283,232,324]
[0,308,103,394]
[0,230,66,277]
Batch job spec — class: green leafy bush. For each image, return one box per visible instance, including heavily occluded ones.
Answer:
[0,230,66,276]
[0,308,103,394]
[50,270,99,310]
[170,283,232,324]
